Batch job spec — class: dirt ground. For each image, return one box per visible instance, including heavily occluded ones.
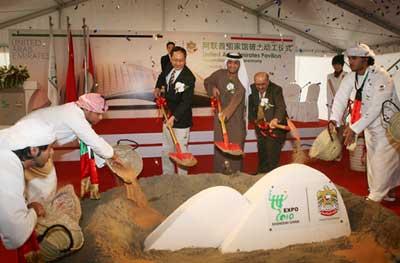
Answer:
[58,172,400,263]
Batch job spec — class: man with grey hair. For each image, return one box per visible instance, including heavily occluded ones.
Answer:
[330,43,400,202]
[248,72,288,174]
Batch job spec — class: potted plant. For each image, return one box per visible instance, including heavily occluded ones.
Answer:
[0,65,30,91]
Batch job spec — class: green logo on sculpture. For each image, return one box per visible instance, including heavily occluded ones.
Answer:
[268,189,298,223]
[269,190,287,221]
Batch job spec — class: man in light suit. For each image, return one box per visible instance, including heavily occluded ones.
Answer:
[330,44,400,202]
[154,46,196,175]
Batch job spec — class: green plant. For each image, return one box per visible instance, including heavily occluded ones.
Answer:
[0,65,30,89]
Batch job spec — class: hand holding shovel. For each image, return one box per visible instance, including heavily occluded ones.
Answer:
[156,97,197,167]
[211,96,244,156]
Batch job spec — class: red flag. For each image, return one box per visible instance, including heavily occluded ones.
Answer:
[80,141,99,184]
[80,140,100,199]
[65,26,77,102]
[88,42,94,79]
[17,232,40,263]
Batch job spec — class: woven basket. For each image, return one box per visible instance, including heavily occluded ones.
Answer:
[349,137,366,172]
[107,139,143,179]
[388,112,400,143]
[382,99,400,144]
[309,128,342,161]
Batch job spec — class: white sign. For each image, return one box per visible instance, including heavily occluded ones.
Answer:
[10,30,295,115]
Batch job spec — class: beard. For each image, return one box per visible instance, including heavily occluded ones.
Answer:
[32,154,46,168]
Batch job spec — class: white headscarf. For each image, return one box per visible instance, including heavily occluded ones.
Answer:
[224,52,251,131]
[224,52,251,95]
[0,118,56,151]
[345,43,376,58]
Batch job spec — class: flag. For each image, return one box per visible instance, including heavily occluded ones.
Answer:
[84,35,96,93]
[88,40,95,86]
[78,32,96,95]
[47,21,59,106]
[79,140,100,199]
[65,26,77,103]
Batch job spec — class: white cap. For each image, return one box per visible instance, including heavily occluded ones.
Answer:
[345,43,375,58]
[226,52,243,61]
[0,118,56,151]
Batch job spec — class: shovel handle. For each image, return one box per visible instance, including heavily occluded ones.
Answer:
[160,105,182,153]
[216,97,229,144]
[275,124,291,131]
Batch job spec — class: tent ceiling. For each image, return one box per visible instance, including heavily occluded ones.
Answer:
[231,0,400,50]
[0,0,399,52]
[345,0,400,29]
[0,0,57,23]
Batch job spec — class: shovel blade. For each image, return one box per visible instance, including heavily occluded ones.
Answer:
[215,141,244,156]
[169,152,198,167]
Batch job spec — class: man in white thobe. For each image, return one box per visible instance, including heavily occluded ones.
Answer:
[330,44,400,202]
[16,93,123,200]
[0,119,55,252]
[21,93,115,160]
[326,54,347,119]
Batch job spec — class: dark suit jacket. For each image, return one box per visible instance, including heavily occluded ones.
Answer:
[161,54,172,73]
[155,65,196,128]
[248,81,288,137]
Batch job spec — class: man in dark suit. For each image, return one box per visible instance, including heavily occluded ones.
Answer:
[154,46,196,175]
[160,41,175,72]
[248,72,288,174]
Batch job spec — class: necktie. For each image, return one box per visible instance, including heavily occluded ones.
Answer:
[168,70,176,91]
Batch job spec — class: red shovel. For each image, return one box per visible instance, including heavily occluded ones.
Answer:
[211,96,244,156]
[157,99,197,167]
[256,119,291,138]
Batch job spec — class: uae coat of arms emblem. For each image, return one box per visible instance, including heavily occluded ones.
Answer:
[317,186,339,216]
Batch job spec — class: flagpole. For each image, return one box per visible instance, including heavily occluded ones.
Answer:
[65,16,78,103]
[66,16,70,39]
[82,18,89,94]
[66,16,71,55]
[47,15,59,106]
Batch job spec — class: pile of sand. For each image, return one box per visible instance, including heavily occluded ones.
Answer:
[59,173,400,263]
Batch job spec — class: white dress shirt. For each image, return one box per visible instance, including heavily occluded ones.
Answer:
[166,68,183,90]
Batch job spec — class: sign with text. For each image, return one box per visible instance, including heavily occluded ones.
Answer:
[10,30,295,115]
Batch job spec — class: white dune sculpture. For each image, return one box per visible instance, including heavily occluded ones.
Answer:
[144,186,250,251]
[144,164,351,253]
